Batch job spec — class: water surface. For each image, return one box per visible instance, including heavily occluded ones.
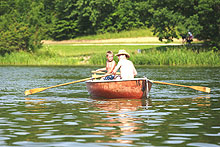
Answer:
[0,66,220,147]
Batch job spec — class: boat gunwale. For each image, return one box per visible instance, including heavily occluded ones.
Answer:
[86,78,150,83]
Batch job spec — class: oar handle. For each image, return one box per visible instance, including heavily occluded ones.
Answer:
[92,70,121,75]
[91,71,106,74]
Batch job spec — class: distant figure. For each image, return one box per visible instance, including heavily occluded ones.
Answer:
[96,51,116,80]
[113,50,137,79]
[186,31,193,44]
[181,34,187,44]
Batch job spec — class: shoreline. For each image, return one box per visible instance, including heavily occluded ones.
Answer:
[1,40,217,66]
[42,37,198,45]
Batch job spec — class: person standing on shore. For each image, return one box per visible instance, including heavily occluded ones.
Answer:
[113,50,137,79]
[186,31,193,44]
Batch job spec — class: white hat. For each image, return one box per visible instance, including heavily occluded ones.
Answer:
[116,50,130,58]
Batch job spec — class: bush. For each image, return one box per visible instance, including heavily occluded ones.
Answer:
[0,22,42,55]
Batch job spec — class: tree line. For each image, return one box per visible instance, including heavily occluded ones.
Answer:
[0,0,219,53]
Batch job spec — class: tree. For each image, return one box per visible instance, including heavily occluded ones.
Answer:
[0,0,48,54]
[50,0,79,40]
[0,14,34,54]
[150,8,184,41]
[147,0,219,48]
[1,0,219,49]
[196,0,220,48]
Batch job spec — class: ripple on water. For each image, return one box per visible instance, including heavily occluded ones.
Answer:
[38,134,104,139]
[94,127,116,130]
[121,133,155,138]
[63,122,79,125]
[204,133,220,137]
[1,66,220,147]
[0,137,10,141]
[187,143,220,147]
[164,140,185,144]
[169,122,203,129]
[168,133,199,137]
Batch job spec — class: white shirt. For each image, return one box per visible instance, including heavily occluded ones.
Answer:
[115,59,137,79]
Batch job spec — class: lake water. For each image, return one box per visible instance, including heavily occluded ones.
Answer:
[0,66,220,147]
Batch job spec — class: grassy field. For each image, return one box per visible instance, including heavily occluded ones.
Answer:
[0,44,219,66]
[0,45,156,65]
[74,28,154,40]
[0,28,219,66]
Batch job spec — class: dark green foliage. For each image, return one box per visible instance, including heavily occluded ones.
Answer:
[0,22,32,54]
[147,0,219,48]
[0,0,219,54]
[0,0,48,54]
[49,0,146,40]
[196,0,220,48]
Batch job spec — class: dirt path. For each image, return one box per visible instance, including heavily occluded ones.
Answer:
[42,37,185,44]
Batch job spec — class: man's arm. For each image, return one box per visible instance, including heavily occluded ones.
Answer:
[113,61,121,74]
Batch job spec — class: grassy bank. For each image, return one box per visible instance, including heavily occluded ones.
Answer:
[0,44,219,66]
[90,45,220,66]
[0,28,219,66]
[0,45,155,65]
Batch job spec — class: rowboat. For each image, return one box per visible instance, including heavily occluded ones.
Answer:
[86,78,152,99]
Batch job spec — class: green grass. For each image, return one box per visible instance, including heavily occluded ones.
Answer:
[0,50,77,66]
[44,44,157,57]
[0,44,219,66]
[74,28,154,40]
[89,45,220,66]
[0,28,219,66]
[131,47,220,66]
[0,45,156,66]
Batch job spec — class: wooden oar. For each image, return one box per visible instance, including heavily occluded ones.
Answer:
[91,71,121,75]
[24,75,106,96]
[151,80,211,93]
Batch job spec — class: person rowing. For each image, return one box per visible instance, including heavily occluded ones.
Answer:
[113,50,137,79]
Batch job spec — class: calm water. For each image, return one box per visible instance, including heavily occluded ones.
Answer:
[0,66,220,147]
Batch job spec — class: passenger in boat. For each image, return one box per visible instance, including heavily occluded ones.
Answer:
[113,50,137,79]
[96,51,116,80]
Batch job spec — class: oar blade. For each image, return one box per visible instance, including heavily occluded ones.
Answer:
[25,88,47,96]
[191,86,211,93]
[151,80,211,93]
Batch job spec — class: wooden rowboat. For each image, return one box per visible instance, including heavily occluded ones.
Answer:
[86,78,152,99]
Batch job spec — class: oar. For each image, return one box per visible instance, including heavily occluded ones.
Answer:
[91,70,120,74]
[151,80,211,93]
[24,74,106,96]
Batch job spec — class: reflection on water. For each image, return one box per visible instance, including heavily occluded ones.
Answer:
[0,66,220,146]
[92,98,151,145]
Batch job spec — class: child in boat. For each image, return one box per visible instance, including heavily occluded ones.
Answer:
[113,50,137,79]
[96,51,116,80]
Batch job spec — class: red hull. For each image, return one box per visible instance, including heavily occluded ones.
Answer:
[86,78,152,99]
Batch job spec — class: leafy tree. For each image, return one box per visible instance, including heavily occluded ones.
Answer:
[150,8,184,41]
[0,14,33,54]
[50,0,79,40]
[0,0,48,54]
[1,0,219,50]
[147,0,219,48]
[196,0,220,48]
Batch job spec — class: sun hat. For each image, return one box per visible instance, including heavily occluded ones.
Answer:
[116,50,130,58]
